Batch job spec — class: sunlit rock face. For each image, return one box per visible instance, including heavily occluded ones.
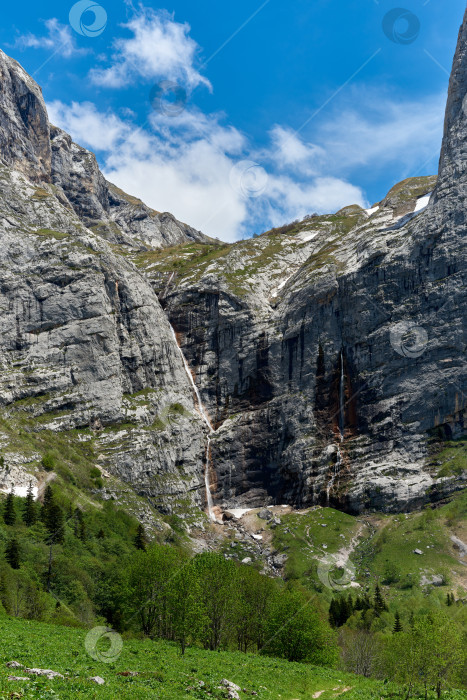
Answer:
[159,8,467,513]
[0,7,466,520]
[0,49,209,518]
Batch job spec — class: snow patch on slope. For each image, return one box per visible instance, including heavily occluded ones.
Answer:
[0,485,38,499]
[414,192,432,213]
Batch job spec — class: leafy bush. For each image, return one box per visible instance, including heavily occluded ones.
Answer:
[41,452,57,471]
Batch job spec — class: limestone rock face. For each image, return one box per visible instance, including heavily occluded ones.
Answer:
[50,125,208,248]
[435,9,467,206]
[0,50,51,182]
[154,7,467,513]
[0,7,467,521]
[0,50,209,517]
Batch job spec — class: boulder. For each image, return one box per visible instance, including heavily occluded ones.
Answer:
[220,679,241,699]
[258,508,272,520]
[89,676,105,685]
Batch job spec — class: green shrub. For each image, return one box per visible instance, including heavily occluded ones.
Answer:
[42,453,57,471]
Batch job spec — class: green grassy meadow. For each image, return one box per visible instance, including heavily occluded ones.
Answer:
[0,615,456,700]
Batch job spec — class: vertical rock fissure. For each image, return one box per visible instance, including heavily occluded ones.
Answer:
[339,349,345,442]
[169,324,216,521]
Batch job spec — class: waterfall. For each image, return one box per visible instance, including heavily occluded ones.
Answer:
[326,447,341,505]
[327,349,345,505]
[169,325,216,521]
[205,437,215,517]
[338,349,345,441]
[163,271,175,298]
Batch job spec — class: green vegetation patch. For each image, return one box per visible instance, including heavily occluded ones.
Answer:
[272,507,359,583]
[382,175,438,208]
[31,187,51,201]
[355,509,455,591]
[0,616,389,700]
[431,438,467,478]
[133,242,231,280]
[31,228,69,241]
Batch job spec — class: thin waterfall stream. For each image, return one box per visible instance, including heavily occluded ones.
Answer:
[169,325,216,521]
[327,350,345,504]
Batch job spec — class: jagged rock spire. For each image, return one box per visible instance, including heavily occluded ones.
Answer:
[434,8,467,204]
[0,49,51,182]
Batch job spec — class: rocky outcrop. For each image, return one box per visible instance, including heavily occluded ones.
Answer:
[0,50,51,182]
[50,125,209,248]
[154,8,467,514]
[0,47,208,251]
[0,50,211,518]
[1,5,467,522]
[434,9,467,206]
[0,159,209,514]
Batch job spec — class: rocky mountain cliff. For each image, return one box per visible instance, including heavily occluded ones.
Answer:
[0,11,466,523]
[0,50,209,250]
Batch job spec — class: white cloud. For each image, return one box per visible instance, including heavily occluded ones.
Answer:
[265,175,366,224]
[48,100,131,151]
[90,9,211,91]
[15,18,85,58]
[268,125,325,175]
[44,10,445,242]
[46,89,445,241]
[264,91,444,182]
[48,98,367,241]
[313,90,445,176]
[49,99,248,239]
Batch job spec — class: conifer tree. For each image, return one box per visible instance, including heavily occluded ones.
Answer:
[41,486,64,543]
[134,523,147,551]
[329,596,353,627]
[338,597,350,626]
[329,598,339,627]
[354,595,363,611]
[373,584,387,616]
[5,537,20,569]
[393,611,403,633]
[23,482,36,527]
[3,490,16,526]
[41,485,53,517]
[74,508,86,542]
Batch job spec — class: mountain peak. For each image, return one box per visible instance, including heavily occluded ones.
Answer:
[0,48,51,182]
[435,7,467,205]
[0,49,209,249]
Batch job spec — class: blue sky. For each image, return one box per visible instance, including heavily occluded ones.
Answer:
[1,0,465,241]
